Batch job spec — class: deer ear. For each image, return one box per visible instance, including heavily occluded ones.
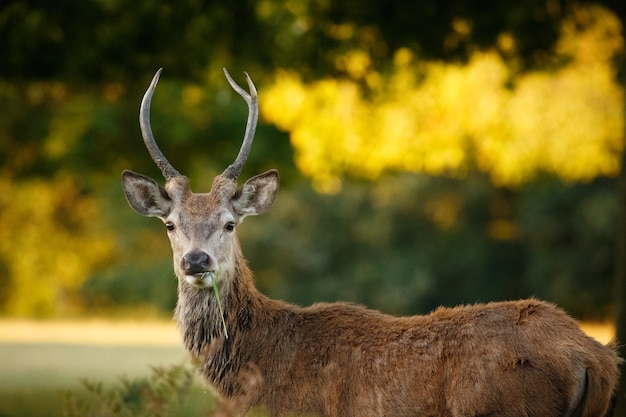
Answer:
[232,170,279,219]
[121,170,172,218]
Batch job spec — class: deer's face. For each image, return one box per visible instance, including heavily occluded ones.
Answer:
[122,68,277,289]
[122,171,278,288]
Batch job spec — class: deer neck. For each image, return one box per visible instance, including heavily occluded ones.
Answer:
[174,256,262,357]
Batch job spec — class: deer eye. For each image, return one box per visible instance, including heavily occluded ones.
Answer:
[165,221,175,231]
[225,221,235,232]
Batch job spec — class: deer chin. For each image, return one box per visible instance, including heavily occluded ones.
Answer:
[185,272,215,288]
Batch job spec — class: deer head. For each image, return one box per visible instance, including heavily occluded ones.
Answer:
[121,69,279,289]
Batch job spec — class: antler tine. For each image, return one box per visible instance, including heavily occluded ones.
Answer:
[222,68,259,180]
[140,68,181,180]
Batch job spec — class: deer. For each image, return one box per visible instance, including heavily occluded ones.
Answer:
[122,68,621,417]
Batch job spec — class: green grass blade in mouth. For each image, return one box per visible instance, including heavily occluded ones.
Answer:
[204,270,229,339]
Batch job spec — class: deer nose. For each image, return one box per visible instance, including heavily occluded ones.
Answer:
[181,250,211,275]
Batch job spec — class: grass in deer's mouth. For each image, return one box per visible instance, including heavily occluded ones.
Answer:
[203,269,228,339]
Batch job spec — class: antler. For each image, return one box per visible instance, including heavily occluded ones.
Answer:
[140,68,181,180]
[222,68,258,180]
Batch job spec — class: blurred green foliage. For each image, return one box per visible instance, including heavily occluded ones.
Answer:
[0,0,623,320]
[64,364,206,417]
[242,173,617,319]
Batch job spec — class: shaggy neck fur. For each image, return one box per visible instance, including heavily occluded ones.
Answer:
[174,253,293,402]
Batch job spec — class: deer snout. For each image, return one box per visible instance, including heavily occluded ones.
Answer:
[181,250,213,275]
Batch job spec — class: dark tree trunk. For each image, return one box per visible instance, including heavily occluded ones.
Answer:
[613,48,626,417]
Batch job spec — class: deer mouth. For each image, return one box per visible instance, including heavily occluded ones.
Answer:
[185,271,216,288]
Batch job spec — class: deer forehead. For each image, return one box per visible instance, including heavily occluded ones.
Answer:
[180,192,228,215]
[169,194,235,232]
[166,175,238,214]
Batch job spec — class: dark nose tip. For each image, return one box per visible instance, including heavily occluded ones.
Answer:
[182,250,211,275]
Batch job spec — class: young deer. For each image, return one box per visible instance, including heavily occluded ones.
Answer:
[122,69,621,417]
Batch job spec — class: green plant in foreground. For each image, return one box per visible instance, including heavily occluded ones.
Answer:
[64,364,197,417]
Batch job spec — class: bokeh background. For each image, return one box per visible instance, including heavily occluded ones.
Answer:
[1,0,625,415]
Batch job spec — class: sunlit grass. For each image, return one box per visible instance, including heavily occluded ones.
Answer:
[0,320,194,417]
[0,319,180,345]
[0,320,186,394]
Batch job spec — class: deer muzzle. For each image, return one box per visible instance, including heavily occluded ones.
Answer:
[181,249,217,287]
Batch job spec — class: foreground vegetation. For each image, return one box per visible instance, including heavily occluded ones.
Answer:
[64,364,208,417]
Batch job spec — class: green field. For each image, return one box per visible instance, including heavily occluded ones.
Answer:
[0,321,216,417]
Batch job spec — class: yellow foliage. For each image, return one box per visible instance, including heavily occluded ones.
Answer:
[0,174,115,316]
[261,5,624,192]
[491,61,623,185]
[335,49,372,80]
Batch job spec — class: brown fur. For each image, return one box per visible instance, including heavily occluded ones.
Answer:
[175,255,620,417]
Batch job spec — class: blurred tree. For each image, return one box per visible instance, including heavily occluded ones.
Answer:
[241,173,616,317]
[0,173,115,316]
[262,4,624,192]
